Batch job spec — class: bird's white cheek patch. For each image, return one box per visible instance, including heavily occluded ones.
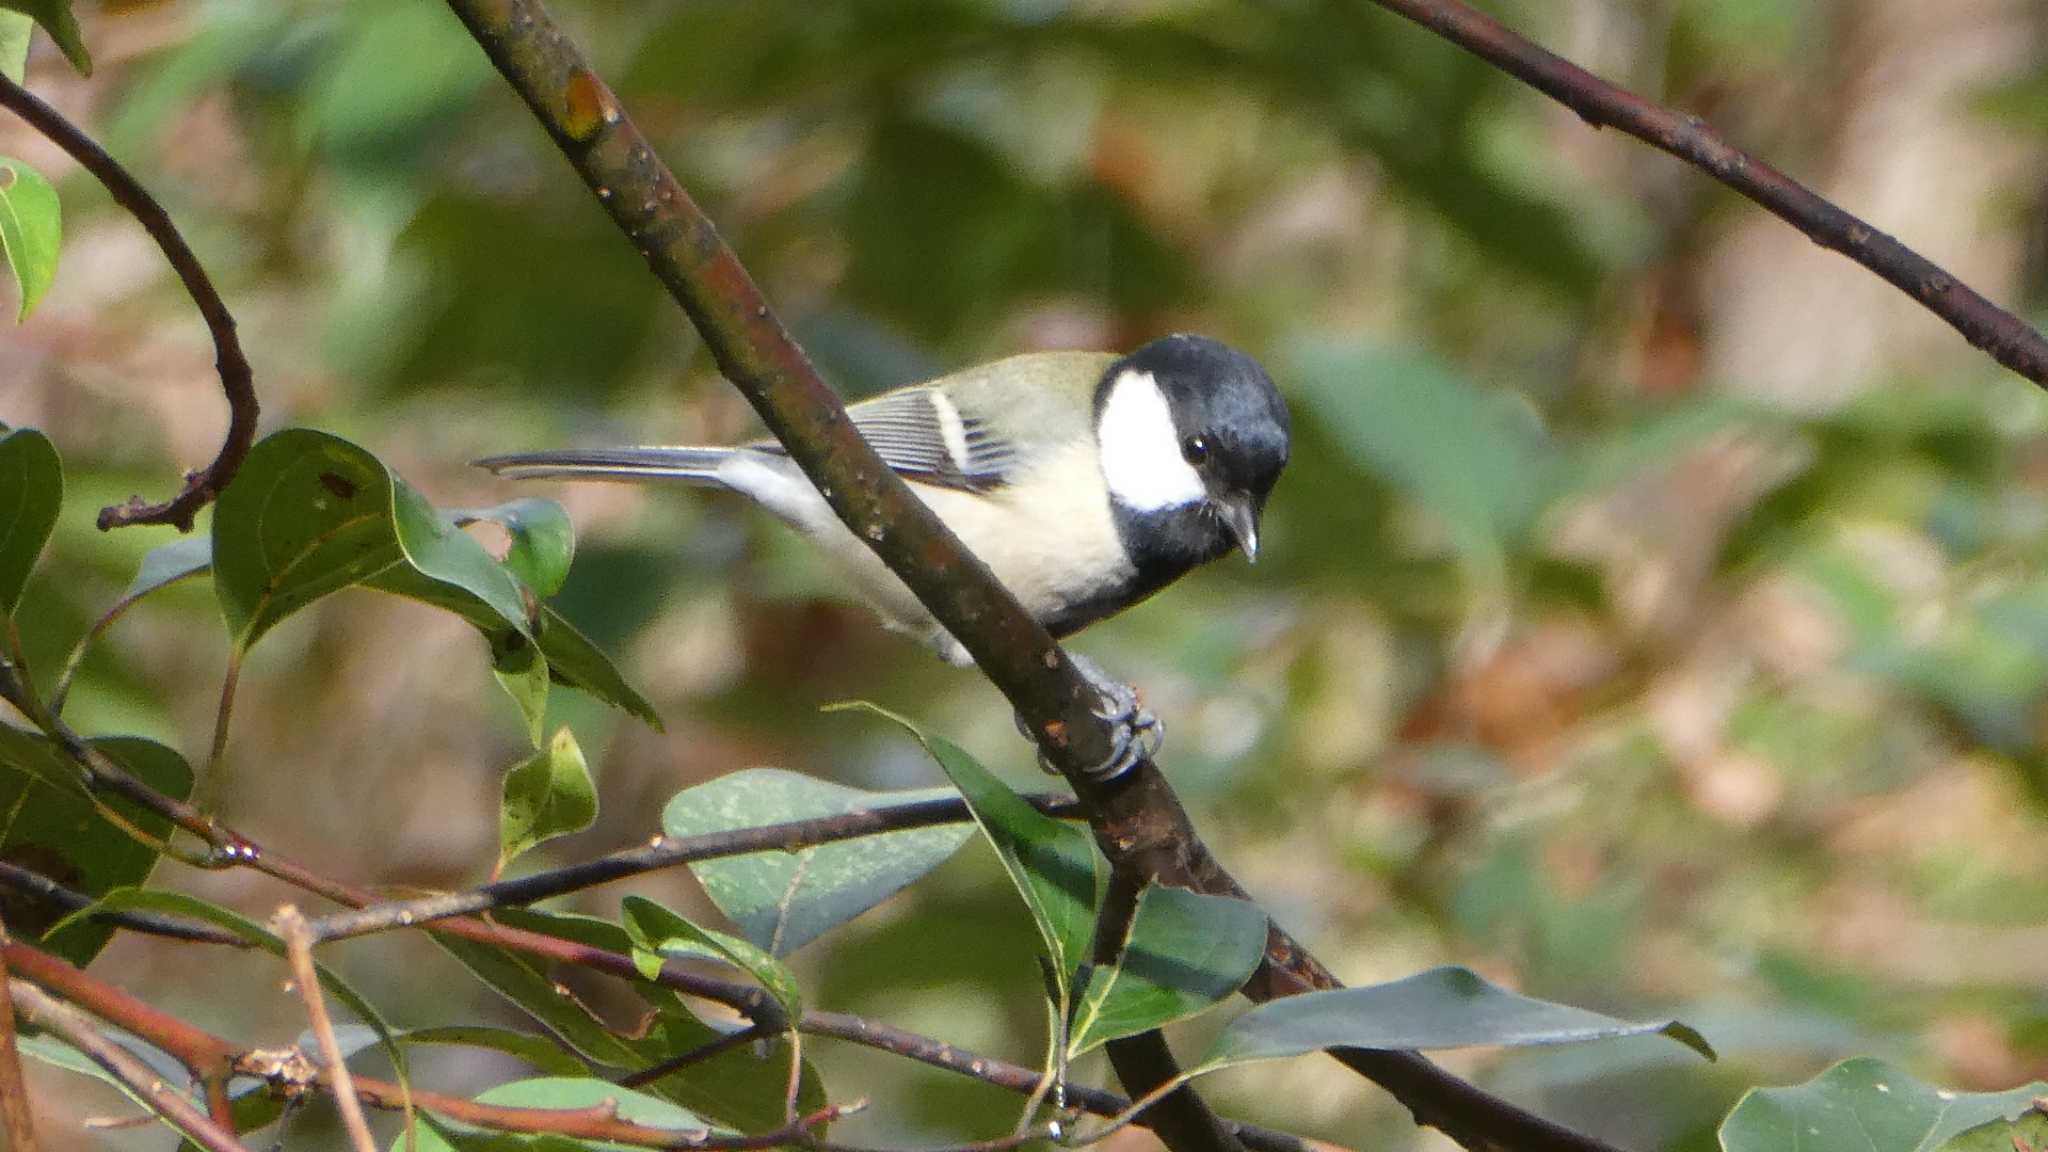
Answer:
[1098,369,1206,512]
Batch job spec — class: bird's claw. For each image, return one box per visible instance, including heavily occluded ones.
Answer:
[1013,654,1161,783]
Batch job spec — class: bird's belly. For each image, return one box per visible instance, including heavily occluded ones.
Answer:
[797,450,1135,647]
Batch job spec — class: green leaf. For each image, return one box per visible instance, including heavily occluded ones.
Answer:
[0,734,189,966]
[212,428,528,651]
[621,895,802,1019]
[0,156,59,319]
[498,727,596,870]
[0,717,87,798]
[1195,967,1715,1073]
[1719,1058,2048,1152]
[19,1031,195,1121]
[1291,340,1559,583]
[121,471,655,721]
[0,425,60,615]
[434,907,821,1132]
[491,635,550,749]
[364,563,659,729]
[0,1,88,74]
[396,1026,590,1078]
[660,768,974,957]
[0,13,30,82]
[122,535,212,601]
[527,606,660,727]
[833,703,1098,997]
[432,916,642,1070]
[395,1076,716,1152]
[456,499,575,598]
[1069,886,1267,1057]
[1944,1111,2048,1152]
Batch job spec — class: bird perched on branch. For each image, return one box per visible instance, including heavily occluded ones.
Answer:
[479,333,1290,780]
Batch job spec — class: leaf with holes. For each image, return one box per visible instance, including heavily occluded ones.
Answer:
[0,734,188,966]
[1719,1058,2047,1152]
[0,1,87,73]
[455,498,575,598]
[621,894,801,1020]
[661,768,974,958]
[1069,886,1267,1057]
[1193,967,1713,1074]
[0,425,59,615]
[498,727,595,870]
[832,704,1098,997]
[212,428,528,651]
[0,156,58,320]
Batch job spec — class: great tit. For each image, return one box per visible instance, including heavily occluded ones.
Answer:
[479,333,1290,778]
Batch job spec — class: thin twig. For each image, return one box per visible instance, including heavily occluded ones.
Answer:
[0,919,42,1152]
[618,1024,768,1089]
[0,73,258,531]
[0,862,246,945]
[273,907,375,1152]
[1361,0,2048,387]
[307,792,1081,943]
[9,980,251,1152]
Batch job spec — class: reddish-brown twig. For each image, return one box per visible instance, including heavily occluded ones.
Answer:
[8,980,250,1152]
[0,920,42,1152]
[0,72,257,531]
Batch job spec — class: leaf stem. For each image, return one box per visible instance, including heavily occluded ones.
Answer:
[200,647,242,813]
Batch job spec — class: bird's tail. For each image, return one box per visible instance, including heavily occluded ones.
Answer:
[475,446,740,486]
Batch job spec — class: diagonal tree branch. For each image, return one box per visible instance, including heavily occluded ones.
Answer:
[439,3,1633,1150]
[0,73,258,532]
[1360,0,2048,387]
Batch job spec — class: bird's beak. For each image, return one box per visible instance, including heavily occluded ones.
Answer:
[1215,493,1260,564]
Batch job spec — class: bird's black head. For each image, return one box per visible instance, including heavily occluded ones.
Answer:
[1092,334,1290,583]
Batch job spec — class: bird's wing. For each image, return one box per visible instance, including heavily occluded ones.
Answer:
[752,352,1115,493]
[851,384,1018,491]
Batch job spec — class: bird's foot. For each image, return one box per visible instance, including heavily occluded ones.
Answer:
[1013,654,1161,783]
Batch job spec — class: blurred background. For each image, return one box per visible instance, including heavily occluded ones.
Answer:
[7,0,2048,1148]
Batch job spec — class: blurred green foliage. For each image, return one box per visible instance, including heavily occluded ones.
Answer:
[6,0,2048,1149]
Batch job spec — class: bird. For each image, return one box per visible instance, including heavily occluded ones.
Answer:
[478,333,1290,779]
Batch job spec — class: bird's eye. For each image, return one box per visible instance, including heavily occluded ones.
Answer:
[1181,434,1210,465]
